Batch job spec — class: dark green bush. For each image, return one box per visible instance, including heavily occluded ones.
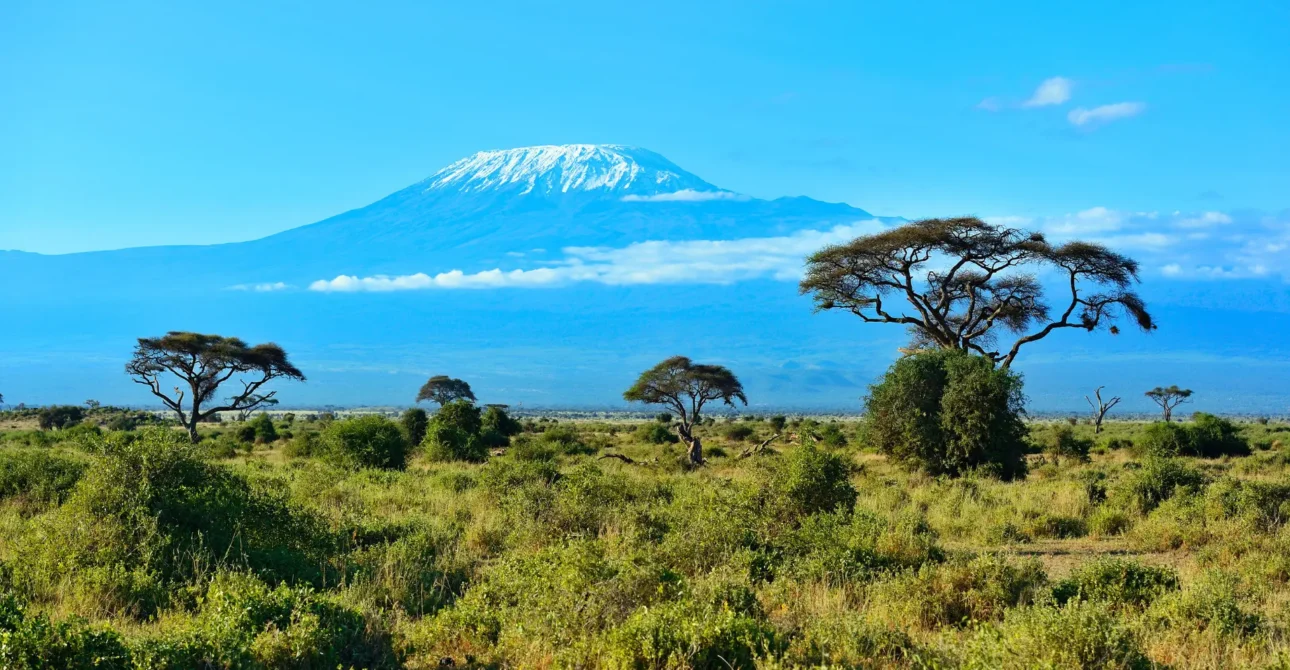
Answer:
[423,401,488,463]
[864,350,1027,480]
[481,405,523,448]
[507,435,556,462]
[1052,558,1179,609]
[1186,412,1249,457]
[319,415,408,470]
[282,431,318,458]
[0,450,87,509]
[634,422,678,445]
[1137,414,1249,459]
[723,424,755,442]
[37,405,86,431]
[400,407,429,447]
[245,413,278,444]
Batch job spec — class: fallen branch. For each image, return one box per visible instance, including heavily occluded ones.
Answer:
[737,433,781,459]
[599,453,639,465]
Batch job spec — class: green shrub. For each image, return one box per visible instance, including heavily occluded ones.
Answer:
[400,407,429,447]
[423,401,488,462]
[481,405,523,447]
[866,555,1047,628]
[537,424,595,456]
[781,509,942,584]
[0,450,88,508]
[282,431,318,459]
[768,415,788,433]
[246,413,278,444]
[1051,558,1179,609]
[507,435,556,462]
[0,590,130,670]
[12,429,331,617]
[965,601,1151,669]
[604,598,782,669]
[723,424,755,442]
[131,571,397,669]
[1148,570,1260,637]
[763,443,857,523]
[1114,457,1206,513]
[1186,412,1249,457]
[864,350,1027,480]
[319,415,408,470]
[37,405,86,431]
[1042,426,1093,464]
[635,421,678,445]
[1137,414,1249,459]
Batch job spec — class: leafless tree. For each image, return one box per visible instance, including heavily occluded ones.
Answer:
[1085,386,1121,433]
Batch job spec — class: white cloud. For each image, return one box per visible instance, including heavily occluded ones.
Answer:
[1067,102,1146,127]
[621,189,750,203]
[1023,77,1073,107]
[228,282,291,292]
[308,221,888,293]
[1175,211,1233,228]
[976,97,1003,112]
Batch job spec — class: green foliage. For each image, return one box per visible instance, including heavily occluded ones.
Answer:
[0,449,88,509]
[246,412,278,444]
[318,415,408,470]
[864,350,1027,480]
[768,415,787,433]
[1137,413,1247,459]
[1051,558,1179,609]
[723,423,756,442]
[11,429,331,616]
[37,405,86,430]
[423,401,487,463]
[0,591,130,670]
[1114,457,1206,513]
[480,405,522,447]
[1042,426,1093,463]
[762,443,857,523]
[399,407,429,447]
[634,421,679,445]
[536,424,595,456]
[965,601,1152,669]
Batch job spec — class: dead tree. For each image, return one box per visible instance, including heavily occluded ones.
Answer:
[1084,386,1121,434]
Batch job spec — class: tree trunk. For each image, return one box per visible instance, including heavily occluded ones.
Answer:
[1093,417,1103,434]
[1163,407,1172,423]
[684,435,703,465]
[186,418,200,443]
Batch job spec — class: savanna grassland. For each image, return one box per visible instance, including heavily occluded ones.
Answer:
[2,407,1290,669]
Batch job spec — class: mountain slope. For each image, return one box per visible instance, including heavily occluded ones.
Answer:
[1,145,878,295]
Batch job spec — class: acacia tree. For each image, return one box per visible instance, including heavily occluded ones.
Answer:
[799,217,1155,369]
[623,356,747,465]
[1085,386,1121,434]
[1146,385,1192,422]
[416,375,476,407]
[125,331,305,442]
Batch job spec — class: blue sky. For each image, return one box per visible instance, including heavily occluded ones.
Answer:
[3,1,1287,254]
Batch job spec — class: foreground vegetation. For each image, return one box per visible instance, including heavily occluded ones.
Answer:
[1,408,1289,669]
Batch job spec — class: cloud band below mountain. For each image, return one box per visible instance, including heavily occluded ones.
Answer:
[308,221,887,292]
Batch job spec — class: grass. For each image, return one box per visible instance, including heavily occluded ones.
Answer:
[0,412,1288,668]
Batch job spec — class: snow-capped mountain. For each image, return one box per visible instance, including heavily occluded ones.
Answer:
[0,144,877,295]
[423,144,721,199]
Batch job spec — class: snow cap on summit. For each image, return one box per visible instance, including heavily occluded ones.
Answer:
[424,144,723,198]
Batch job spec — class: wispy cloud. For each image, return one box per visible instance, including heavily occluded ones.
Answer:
[975,97,1003,112]
[1022,77,1073,107]
[309,221,888,293]
[1013,207,1290,280]
[1067,102,1146,127]
[228,282,291,292]
[621,189,749,203]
